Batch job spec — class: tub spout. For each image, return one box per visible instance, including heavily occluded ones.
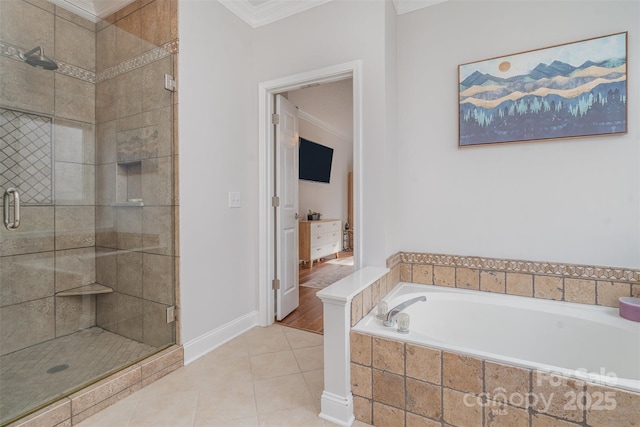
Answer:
[383,296,426,327]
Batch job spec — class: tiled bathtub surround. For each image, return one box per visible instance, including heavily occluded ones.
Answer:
[347,252,640,426]
[350,332,640,427]
[350,262,401,327]
[397,252,640,308]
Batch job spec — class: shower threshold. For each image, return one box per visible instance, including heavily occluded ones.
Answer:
[0,327,157,425]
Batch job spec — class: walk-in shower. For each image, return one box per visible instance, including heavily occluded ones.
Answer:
[0,1,178,424]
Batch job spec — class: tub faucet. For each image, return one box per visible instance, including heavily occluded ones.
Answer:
[383,296,426,327]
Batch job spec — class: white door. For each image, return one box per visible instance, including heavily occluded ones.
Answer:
[275,95,299,320]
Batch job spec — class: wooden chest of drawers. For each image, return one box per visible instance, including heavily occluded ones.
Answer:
[299,219,341,268]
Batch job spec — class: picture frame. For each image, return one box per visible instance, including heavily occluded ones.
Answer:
[458,32,627,147]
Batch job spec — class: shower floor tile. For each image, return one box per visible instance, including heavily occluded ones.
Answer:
[0,327,157,425]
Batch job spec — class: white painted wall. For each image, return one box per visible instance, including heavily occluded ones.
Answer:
[252,0,394,267]
[178,0,639,359]
[289,79,354,141]
[288,79,353,227]
[397,1,640,269]
[179,0,395,357]
[179,0,257,355]
[384,0,399,255]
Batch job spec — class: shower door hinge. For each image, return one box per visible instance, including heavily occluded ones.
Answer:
[164,74,176,92]
[166,306,176,323]
[272,114,280,125]
[272,279,280,290]
[272,196,279,207]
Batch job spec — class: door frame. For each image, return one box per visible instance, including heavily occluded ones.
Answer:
[258,60,363,326]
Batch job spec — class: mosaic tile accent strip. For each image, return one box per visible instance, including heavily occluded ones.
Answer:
[0,108,53,204]
[1,39,178,84]
[0,41,96,83]
[400,252,640,283]
[55,61,96,83]
[96,40,178,83]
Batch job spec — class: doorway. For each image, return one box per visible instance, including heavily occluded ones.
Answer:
[280,79,354,333]
[257,61,363,327]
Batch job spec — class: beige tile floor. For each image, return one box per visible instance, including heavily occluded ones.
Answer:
[78,324,372,427]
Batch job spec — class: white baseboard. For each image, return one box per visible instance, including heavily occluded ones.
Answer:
[182,310,259,364]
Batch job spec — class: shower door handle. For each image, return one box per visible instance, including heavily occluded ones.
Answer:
[3,188,20,230]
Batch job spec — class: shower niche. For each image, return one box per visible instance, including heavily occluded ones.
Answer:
[113,124,161,206]
[114,161,144,207]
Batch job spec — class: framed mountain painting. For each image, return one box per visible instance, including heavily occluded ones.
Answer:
[458,32,627,147]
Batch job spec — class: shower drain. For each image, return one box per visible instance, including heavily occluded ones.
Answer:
[46,364,69,374]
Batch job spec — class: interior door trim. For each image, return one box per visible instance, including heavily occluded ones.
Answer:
[257,60,363,326]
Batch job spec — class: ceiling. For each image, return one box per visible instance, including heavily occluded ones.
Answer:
[220,0,448,27]
[50,0,447,26]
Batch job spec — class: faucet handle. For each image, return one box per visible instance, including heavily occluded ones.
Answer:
[397,313,410,333]
[376,301,388,320]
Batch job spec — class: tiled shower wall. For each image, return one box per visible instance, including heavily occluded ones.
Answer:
[94,0,178,348]
[0,1,97,356]
[349,253,640,426]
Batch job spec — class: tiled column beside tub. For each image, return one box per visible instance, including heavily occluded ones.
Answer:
[349,252,640,427]
[350,254,402,327]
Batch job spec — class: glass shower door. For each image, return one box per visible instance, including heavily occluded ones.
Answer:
[0,0,177,422]
[0,109,86,423]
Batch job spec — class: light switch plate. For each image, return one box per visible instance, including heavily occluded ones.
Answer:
[229,192,241,208]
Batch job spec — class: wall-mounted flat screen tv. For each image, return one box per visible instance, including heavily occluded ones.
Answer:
[299,138,333,183]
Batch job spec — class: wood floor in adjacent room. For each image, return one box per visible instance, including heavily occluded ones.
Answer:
[279,251,353,335]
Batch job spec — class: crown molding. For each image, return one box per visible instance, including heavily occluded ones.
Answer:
[50,0,449,28]
[298,108,351,142]
[93,0,136,18]
[48,0,136,23]
[218,0,332,28]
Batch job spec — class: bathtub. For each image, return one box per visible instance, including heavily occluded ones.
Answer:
[352,283,640,393]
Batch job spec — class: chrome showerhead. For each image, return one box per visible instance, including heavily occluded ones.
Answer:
[19,46,58,71]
